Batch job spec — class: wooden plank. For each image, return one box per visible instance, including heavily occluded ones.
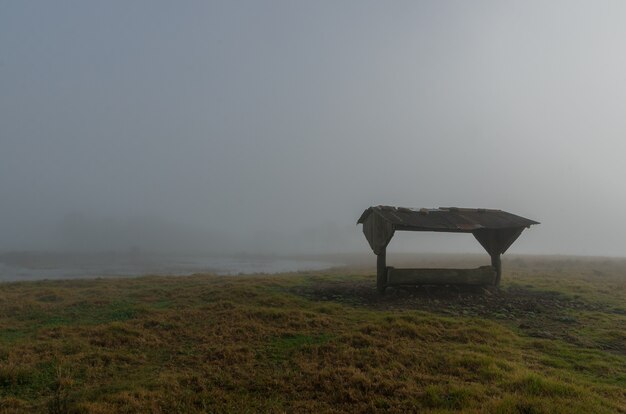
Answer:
[386,266,496,286]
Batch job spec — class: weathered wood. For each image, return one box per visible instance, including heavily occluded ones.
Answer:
[386,266,496,286]
[491,254,502,286]
[362,212,395,255]
[376,249,387,294]
[473,227,525,256]
[358,206,538,293]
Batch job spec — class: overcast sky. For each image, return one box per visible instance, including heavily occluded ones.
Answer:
[2,1,626,256]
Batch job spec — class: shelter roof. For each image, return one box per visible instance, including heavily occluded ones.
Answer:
[357,206,539,233]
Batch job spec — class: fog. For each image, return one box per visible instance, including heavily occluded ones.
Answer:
[2,1,626,257]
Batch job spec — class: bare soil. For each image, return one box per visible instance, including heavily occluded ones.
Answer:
[292,278,625,353]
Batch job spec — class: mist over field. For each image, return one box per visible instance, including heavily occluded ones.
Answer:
[2,4,626,413]
[2,1,626,256]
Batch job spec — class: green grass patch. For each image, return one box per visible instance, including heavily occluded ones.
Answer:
[265,333,333,361]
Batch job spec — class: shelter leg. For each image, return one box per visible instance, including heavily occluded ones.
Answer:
[491,254,502,286]
[377,249,387,294]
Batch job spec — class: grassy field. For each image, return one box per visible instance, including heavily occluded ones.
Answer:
[0,256,624,413]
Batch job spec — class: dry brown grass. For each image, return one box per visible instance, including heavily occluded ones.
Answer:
[0,256,624,413]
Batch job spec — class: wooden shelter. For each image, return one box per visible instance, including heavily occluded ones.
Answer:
[357,206,539,293]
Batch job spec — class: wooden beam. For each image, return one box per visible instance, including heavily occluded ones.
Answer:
[376,249,387,294]
[386,266,496,286]
[491,254,502,286]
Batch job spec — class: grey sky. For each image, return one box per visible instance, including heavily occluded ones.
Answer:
[2,1,626,255]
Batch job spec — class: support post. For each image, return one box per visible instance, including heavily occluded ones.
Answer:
[491,254,502,286]
[377,248,387,294]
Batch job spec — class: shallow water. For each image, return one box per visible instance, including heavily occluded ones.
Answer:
[0,254,338,282]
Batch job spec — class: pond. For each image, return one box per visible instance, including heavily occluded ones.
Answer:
[0,253,339,282]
